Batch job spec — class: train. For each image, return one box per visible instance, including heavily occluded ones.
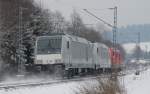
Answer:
[34,34,122,77]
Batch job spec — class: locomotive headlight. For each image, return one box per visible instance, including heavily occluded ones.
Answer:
[36,60,43,64]
[55,59,62,63]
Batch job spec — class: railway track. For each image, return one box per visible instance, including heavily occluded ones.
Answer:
[0,69,142,90]
[0,74,112,90]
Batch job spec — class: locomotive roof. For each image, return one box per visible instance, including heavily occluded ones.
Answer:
[65,34,91,43]
[37,34,91,44]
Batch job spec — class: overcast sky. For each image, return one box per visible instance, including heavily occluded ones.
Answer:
[35,0,150,27]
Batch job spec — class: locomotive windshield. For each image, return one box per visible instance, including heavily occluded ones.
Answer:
[37,37,62,54]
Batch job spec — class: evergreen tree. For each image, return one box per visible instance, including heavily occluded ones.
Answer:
[0,0,53,74]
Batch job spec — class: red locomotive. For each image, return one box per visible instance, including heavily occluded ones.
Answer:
[109,48,122,71]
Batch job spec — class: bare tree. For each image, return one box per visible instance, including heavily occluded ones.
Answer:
[132,45,144,59]
[69,10,85,35]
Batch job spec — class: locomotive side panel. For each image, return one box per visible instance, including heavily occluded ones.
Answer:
[67,36,93,69]
[92,43,101,69]
[61,36,71,69]
[92,43,111,70]
[99,44,111,69]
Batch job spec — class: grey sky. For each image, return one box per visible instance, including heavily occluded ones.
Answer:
[35,0,150,27]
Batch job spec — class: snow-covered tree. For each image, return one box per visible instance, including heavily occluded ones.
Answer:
[0,0,54,74]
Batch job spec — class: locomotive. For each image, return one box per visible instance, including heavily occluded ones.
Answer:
[109,48,122,71]
[34,34,122,77]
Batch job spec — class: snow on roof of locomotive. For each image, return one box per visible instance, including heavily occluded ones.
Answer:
[65,34,91,43]
[37,34,91,44]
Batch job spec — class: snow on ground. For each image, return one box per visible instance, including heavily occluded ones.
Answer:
[1,68,150,94]
[122,43,136,54]
[0,74,58,85]
[122,42,150,54]
[124,68,150,94]
[0,78,99,94]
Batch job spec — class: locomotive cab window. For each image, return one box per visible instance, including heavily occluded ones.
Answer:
[37,37,62,54]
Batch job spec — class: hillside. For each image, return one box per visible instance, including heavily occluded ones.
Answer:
[103,24,150,43]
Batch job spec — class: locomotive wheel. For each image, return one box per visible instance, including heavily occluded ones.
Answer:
[65,68,74,79]
[74,68,79,75]
[54,65,64,78]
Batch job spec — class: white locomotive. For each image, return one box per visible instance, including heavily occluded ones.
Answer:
[34,34,111,77]
[92,43,111,72]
